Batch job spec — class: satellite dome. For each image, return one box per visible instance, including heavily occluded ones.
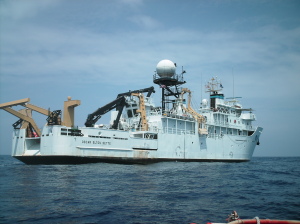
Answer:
[156,59,176,78]
[202,99,208,107]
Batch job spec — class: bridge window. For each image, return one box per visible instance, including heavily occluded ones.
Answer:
[127,110,133,118]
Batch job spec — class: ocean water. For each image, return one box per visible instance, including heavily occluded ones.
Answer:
[0,156,299,224]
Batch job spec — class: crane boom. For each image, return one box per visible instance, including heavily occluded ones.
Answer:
[2,107,41,137]
[85,86,155,128]
[117,86,155,98]
[85,97,126,128]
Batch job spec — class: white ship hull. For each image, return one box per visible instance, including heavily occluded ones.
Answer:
[3,60,263,164]
[12,124,262,164]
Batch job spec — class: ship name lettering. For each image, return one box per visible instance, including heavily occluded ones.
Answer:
[82,140,111,145]
[82,140,92,144]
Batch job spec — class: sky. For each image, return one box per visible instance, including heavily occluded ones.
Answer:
[0,0,300,156]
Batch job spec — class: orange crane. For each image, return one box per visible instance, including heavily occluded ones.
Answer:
[181,88,208,135]
[0,97,81,137]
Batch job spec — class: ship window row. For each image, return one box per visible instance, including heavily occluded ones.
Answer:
[87,135,128,140]
[144,133,157,139]
[131,133,158,139]
[113,137,128,140]
[216,107,230,114]
[163,127,195,135]
[208,126,255,137]
[88,135,111,139]
[212,119,251,126]
[61,128,83,136]
[211,115,252,126]
[214,107,244,117]
[163,113,194,121]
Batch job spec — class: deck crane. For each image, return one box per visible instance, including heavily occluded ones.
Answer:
[84,86,155,128]
[0,97,81,137]
[181,88,208,135]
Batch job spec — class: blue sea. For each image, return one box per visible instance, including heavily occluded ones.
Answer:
[0,156,299,224]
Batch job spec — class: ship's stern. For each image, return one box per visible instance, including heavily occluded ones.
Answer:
[12,128,26,157]
[12,128,42,163]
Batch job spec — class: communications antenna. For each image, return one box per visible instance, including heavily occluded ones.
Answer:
[153,59,186,112]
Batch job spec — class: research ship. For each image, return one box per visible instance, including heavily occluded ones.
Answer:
[0,60,263,164]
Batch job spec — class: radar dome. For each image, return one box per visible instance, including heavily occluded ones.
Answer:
[156,59,176,78]
[202,99,208,107]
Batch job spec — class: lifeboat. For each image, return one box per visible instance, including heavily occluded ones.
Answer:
[208,219,300,224]
[205,211,300,224]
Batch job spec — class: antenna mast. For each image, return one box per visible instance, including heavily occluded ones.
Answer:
[200,73,203,102]
[232,67,235,99]
[153,60,186,113]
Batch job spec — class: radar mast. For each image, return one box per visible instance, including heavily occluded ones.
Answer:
[205,76,224,109]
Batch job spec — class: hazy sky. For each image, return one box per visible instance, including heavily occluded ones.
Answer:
[1,0,300,156]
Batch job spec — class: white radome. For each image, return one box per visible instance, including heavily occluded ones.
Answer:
[156,59,176,78]
[202,99,208,107]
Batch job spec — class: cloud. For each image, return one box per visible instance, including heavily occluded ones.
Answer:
[0,0,58,22]
[128,15,162,29]
[120,0,143,8]
[1,20,300,95]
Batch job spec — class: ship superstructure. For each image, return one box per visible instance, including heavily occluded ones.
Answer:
[0,59,262,164]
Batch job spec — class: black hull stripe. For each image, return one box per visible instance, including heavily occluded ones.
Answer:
[13,156,249,165]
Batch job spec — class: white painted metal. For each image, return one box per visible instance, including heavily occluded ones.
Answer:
[11,63,263,163]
